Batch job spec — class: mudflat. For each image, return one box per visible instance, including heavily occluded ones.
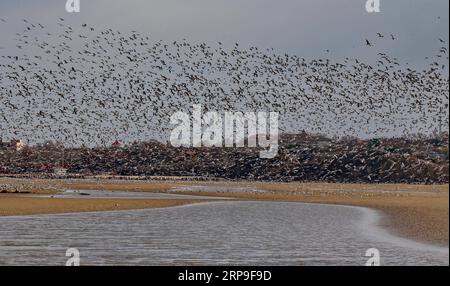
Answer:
[0,178,448,246]
[0,196,211,216]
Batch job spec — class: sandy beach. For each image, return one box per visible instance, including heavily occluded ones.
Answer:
[0,196,211,217]
[0,178,448,246]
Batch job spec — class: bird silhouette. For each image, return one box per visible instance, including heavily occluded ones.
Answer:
[0,19,447,149]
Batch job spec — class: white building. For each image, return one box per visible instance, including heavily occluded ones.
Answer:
[15,140,26,151]
[2,139,26,151]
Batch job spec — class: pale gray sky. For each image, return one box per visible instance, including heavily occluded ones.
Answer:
[0,0,448,68]
[0,0,448,145]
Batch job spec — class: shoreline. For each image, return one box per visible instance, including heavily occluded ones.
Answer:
[0,196,213,217]
[169,184,449,247]
[0,177,448,246]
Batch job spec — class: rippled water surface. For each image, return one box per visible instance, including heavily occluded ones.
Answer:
[0,200,448,266]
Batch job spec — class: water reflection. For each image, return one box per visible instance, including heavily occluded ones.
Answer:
[0,201,448,266]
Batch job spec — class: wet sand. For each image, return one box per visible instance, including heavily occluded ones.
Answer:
[0,178,448,246]
[172,182,449,246]
[0,196,211,216]
[1,201,447,266]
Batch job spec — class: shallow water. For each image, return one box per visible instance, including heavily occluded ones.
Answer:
[37,189,230,200]
[0,200,447,266]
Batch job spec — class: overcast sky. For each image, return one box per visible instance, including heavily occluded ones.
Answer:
[0,0,448,68]
[0,0,448,144]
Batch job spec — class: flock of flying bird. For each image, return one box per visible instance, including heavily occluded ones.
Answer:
[0,18,448,147]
